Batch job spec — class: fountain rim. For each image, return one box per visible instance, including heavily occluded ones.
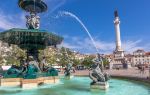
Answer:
[18,0,48,13]
[0,28,64,49]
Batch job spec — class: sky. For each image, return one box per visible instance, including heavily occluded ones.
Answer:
[0,0,150,54]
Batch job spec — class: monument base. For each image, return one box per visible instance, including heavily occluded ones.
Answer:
[0,78,22,87]
[90,82,109,90]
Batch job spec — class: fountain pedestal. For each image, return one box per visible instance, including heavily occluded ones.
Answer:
[89,58,110,90]
[90,82,109,90]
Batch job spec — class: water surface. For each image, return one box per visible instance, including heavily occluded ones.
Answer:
[0,77,149,95]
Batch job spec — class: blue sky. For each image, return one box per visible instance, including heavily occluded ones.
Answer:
[0,0,150,54]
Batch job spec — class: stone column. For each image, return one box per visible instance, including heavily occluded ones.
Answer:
[114,11,122,51]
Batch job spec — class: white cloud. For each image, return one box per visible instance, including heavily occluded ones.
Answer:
[60,42,82,49]
[0,10,25,30]
[62,36,150,54]
[122,40,142,52]
[61,36,114,54]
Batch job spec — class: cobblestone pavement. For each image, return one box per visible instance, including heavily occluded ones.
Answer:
[59,67,150,84]
[60,67,149,80]
[105,68,150,79]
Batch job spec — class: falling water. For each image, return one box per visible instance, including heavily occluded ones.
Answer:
[56,11,104,67]
[58,11,100,53]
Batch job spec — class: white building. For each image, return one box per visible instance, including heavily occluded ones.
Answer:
[132,49,150,66]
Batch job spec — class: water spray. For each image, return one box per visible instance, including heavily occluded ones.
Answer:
[57,11,104,69]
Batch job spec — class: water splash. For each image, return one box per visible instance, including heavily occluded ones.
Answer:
[58,11,99,54]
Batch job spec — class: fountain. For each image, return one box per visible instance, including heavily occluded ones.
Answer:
[58,11,99,53]
[57,11,109,89]
[0,76,150,95]
[0,1,149,95]
[89,58,109,89]
[0,0,63,89]
[64,62,74,79]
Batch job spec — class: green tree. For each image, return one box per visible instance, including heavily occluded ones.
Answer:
[58,47,70,67]
[11,45,26,59]
[57,47,76,67]
[4,45,26,66]
[71,58,81,67]
[102,58,109,68]
[0,55,4,66]
[81,56,95,68]
[41,47,58,66]
[5,56,20,66]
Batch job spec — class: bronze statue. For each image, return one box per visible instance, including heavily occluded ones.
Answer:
[114,10,119,17]
[89,58,109,85]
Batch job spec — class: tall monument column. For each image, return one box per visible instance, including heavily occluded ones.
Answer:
[110,10,131,69]
[114,10,122,51]
[113,10,124,58]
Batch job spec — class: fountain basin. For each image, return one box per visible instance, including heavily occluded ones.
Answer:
[0,78,22,87]
[0,76,59,89]
[0,76,149,95]
[21,79,39,89]
[43,76,59,84]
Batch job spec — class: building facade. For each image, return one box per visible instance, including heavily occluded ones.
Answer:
[132,50,150,66]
